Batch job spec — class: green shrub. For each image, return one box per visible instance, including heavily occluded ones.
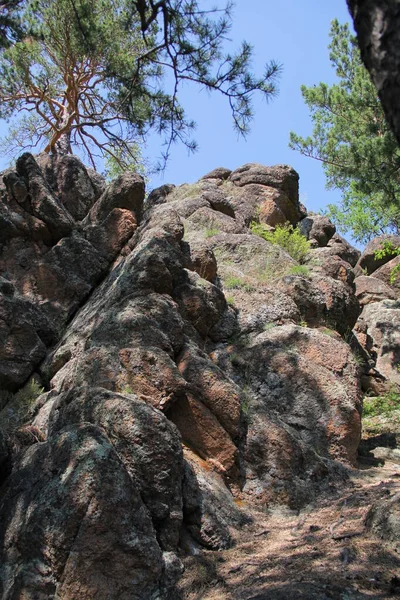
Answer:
[287,265,311,278]
[363,390,400,418]
[250,221,311,264]
[224,275,254,291]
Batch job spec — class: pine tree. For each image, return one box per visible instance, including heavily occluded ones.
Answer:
[0,0,281,173]
[289,20,400,243]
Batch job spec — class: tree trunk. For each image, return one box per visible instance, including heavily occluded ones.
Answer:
[54,130,71,156]
[347,0,400,146]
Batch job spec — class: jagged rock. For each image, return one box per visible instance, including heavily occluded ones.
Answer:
[373,255,400,295]
[201,186,236,218]
[0,287,56,391]
[355,275,397,305]
[299,214,336,247]
[0,157,383,596]
[0,154,144,373]
[0,423,171,599]
[181,240,218,281]
[0,430,10,485]
[173,271,227,337]
[83,171,144,226]
[145,183,176,210]
[305,234,361,269]
[85,207,137,261]
[213,324,362,507]
[182,450,248,550]
[276,273,360,334]
[308,254,355,285]
[207,233,300,331]
[355,299,400,386]
[328,233,361,266]
[45,387,184,552]
[15,153,76,241]
[185,205,246,235]
[257,185,299,227]
[36,153,102,220]
[354,234,400,276]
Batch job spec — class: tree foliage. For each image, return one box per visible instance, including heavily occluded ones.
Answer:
[0,0,24,48]
[0,0,281,172]
[289,20,400,243]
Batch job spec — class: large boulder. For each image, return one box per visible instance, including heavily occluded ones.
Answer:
[354,234,400,276]
[354,275,397,306]
[373,255,400,296]
[213,325,362,508]
[355,299,400,386]
[0,422,180,599]
[35,153,104,220]
[299,214,336,247]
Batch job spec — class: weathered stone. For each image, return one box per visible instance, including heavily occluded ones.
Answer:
[47,387,184,552]
[15,153,75,241]
[326,233,361,266]
[299,214,336,247]
[0,424,170,599]
[181,240,218,281]
[173,270,226,337]
[201,187,236,218]
[373,255,400,295]
[182,449,248,550]
[0,291,56,391]
[355,275,397,305]
[83,171,144,226]
[229,163,299,206]
[185,205,246,235]
[276,273,361,334]
[201,167,232,181]
[356,299,400,386]
[146,183,175,210]
[240,325,362,506]
[308,253,355,285]
[355,234,400,276]
[36,153,101,221]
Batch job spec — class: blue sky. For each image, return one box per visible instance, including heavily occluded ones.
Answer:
[0,1,356,242]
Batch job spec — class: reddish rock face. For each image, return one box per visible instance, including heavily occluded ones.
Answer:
[354,234,400,276]
[2,156,394,597]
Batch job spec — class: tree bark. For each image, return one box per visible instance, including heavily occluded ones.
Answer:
[347,0,400,146]
[54,130,71,156]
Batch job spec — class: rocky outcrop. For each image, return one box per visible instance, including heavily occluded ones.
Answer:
[0,156,398,598]
[0,153,143,389]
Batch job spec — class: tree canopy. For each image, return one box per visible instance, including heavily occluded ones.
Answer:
[0,0,24,48]
[289,19,400,243]
[0,0,280,173]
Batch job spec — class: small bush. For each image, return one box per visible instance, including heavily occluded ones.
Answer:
[250,221,311,264]
[224,275,253,291]
[363,390,400,418]
[287,265,311,278]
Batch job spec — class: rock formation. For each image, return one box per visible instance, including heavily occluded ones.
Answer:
[0,154,398,598]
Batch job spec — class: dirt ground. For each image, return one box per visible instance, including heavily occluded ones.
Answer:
[177,442,400,600]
